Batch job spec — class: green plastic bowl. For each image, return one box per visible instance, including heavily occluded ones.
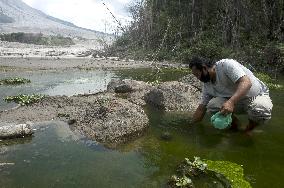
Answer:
[210,112,232,129]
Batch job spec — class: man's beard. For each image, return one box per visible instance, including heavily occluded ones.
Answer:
[200,71,210,83]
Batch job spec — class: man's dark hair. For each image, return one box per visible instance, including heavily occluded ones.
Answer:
[189,57,215,70]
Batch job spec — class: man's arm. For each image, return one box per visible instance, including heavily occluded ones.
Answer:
[220,75,252,114]
[192,104,207,123]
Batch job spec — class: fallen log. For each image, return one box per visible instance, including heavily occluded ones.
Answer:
[0,124,33,139]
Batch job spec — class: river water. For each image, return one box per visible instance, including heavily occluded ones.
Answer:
[0,68,283,188]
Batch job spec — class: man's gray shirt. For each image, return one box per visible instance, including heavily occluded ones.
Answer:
[201,59,269,106]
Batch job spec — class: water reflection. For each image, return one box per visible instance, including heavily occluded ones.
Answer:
[0,69,114,110]
[0,68,283,187]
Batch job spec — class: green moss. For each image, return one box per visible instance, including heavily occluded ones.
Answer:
[169,157,252,187]
[206,160,252,188]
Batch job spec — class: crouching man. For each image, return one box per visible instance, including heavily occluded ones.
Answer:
[190,57,273,132]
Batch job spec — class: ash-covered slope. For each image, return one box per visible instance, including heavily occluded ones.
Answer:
[0,0,104,39]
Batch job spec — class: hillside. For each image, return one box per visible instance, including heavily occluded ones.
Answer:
[0,0,107,40]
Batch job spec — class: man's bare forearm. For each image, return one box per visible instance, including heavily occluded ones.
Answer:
[228,76,252,104]
[192,104,206,123]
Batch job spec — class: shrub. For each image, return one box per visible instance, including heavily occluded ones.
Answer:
[0,33,74,46]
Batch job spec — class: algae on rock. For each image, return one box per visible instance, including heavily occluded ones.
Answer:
[206,160,252,188]
[169,157,251,188]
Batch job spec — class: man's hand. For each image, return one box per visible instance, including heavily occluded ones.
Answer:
[220,76,252,115]
[192,104,206,123]
[220,100,234,115]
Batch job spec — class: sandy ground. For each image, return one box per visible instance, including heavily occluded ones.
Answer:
[0,57,155,70]
[0,40,186,70]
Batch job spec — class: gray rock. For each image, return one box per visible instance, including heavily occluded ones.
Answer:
[115,84,133,93]
[160,131,172,141]
[107,79,154,106]
[107,79,124,92]
[0,124,33,139]
[107,79,153,93]
[67,119,76,125]
[126,91,148,106]
[179,74,203,91]
[0,93,149,147]
[145,81,200,112]
[74,96,149,147]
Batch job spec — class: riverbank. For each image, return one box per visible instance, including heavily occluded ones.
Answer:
[0,56,187,71]
[0,39,186,71]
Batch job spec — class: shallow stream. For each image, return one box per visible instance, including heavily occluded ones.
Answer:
[0,68,283,188]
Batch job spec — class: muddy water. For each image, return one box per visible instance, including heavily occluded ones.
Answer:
[0,69,283,188]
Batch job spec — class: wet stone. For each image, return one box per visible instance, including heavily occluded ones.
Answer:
[160,131,172,141]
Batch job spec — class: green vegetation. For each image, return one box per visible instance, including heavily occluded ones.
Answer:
[4,94,46,106]
[170,175,193,187]
[206,160,252,188]
[169,157,251,188]
[184,157,207,171]
[0,32,74,46]
[0,77,31,85]
[255,72,283,90]
[108,0,283,72]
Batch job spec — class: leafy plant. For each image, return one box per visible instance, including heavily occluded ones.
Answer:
[4,94,45,106]
[185,157,207,171]
[0,77,31,85]
[255,72,283,90]
[168,157,207,187]
[171,175,193,187]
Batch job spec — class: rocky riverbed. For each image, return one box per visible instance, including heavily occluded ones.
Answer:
[0,53,199,147]
[0,93,149,147]
[0,76,201,147]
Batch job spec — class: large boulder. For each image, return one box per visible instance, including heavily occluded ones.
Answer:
[179,74,203,91]
[107,79,154,106]
[73,96,149,146]
[145,81,200,112]
[0,93,149,147]
[107,79,153,92]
